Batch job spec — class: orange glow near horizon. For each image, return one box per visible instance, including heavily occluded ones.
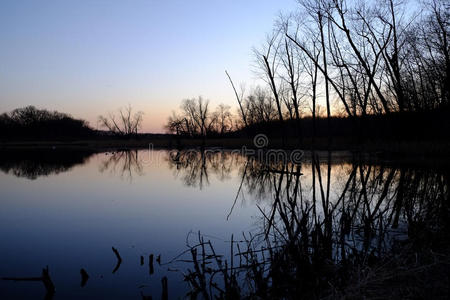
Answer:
[0,0,299,134]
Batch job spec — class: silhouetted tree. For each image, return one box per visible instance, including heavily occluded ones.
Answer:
[0,106,93,139]
[98,104,144,137]
[211,104,233,135]
[166,98,237,137]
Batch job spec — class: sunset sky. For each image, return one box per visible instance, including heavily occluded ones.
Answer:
[0,0,298,133]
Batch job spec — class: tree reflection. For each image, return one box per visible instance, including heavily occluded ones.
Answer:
[99,150,144,181]
[167,150,243,189]
[0,150,94,180]
[169,150,449,299]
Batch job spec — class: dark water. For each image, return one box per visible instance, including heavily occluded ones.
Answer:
[0,149,448,299]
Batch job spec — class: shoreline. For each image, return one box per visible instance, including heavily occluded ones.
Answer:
[1,138,449,166]
[0,137,449,151]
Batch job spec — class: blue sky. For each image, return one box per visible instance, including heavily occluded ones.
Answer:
[0,0,298,132]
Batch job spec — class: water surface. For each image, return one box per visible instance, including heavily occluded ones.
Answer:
[0,149,448,299]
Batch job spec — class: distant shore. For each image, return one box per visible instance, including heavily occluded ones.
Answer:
[1,137,449,159]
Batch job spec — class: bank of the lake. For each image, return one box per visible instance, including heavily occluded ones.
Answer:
[1,136,449,160]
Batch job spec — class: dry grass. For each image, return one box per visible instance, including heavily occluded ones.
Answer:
[342,247,450,299]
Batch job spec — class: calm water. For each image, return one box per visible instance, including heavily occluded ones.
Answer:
[0,149,448,299]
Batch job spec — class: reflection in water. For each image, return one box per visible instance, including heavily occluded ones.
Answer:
[0,149,448,298]
[168,150,450,299]
[167,150,243,189]
[2,266,55,300]
[99,150,144,181]
[111,247,122,274]
[0,150,94,180]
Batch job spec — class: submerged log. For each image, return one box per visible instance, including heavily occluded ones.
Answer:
[161,276,168,300]
[2,266,55,299]
[112,247,123,274]
[80,268,89,287]
[149,254,154,275]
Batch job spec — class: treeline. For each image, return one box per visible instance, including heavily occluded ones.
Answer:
[167,0,449,141]
[165,97,234,137]
[241,109,450,141]
[98,104,144,138]
[165,88,302,137]
[0,106,94,140]
[259,0,450,122]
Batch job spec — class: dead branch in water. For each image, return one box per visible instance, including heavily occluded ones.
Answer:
[149,254,154,275]
[2,266,55,300]
[80,268,89,287]
[161,276,168,300]
[112,247,122,274]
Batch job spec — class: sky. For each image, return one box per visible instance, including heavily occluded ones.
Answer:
[0,0,299,133]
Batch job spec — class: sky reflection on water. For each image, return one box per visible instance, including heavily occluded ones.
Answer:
[0,149,447,299]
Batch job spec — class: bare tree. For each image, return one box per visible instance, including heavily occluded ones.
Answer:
[241,86,278,125]
[98,105,144,137]
[168,0,448,141]
[166,98,235,138]
[225,71,248,128]
[277,15,306,141]
[254,31,285,123]
[165,111,186,135]
[179,97,210,137]
[214,104,233,135]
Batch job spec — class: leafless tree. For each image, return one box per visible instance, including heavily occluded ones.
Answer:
[242,86,278,125]
[213,104,233,135]
[254,31,285,123]
[170,0,448,141]
[98,104,144,137]
[225,71,248,128]
[175,97,210,137]
[166,98,236,137]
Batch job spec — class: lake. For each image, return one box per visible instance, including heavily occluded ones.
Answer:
[0,149,448,299]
